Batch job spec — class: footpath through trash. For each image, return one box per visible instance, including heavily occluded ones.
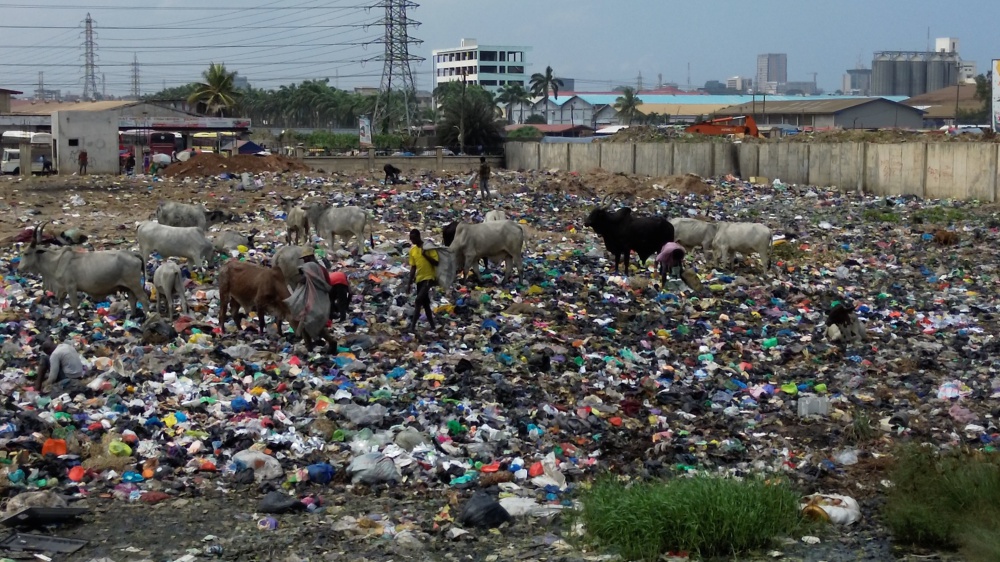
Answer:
[0,167,996,560]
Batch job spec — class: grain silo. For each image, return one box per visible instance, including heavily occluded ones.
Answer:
[892,54,911,97]
[927,54,948,92]
[872,53,895,96]
[910,54,928,96]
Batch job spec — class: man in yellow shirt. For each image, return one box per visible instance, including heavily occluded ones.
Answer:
[405,228,439,331]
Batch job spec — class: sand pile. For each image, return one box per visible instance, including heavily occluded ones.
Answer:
[162,153,311,178]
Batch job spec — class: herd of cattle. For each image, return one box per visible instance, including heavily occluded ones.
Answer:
[12,196,776,336]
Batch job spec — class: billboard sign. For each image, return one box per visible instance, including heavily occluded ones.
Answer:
[993,60,1000,131]
[359,116,372,148]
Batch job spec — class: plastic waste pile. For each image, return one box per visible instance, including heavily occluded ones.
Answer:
[0,168,997,541]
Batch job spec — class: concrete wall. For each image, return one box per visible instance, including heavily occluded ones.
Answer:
[303,153,503,174]
[52,110,118,175]
[504,140,1000,201]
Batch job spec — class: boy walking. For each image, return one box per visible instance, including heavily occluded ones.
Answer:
[405,229,438,331]
[477,156,491,200]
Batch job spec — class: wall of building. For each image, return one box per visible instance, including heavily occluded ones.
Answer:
[836,103,925,129]
[505,140,1000,201]
[52,110,118,175]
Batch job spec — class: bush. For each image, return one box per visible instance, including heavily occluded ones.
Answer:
[579,476,801,560]
[508,126,543,140]
[885,445,1000,560]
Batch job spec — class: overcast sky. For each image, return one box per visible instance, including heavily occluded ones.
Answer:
[1,0,997,97]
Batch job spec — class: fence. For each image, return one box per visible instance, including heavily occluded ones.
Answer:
[505,141,1000,201]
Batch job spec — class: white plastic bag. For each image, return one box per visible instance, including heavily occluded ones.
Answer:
[347,452,401,484]
[800,493,861,525]
[465,173,477,188]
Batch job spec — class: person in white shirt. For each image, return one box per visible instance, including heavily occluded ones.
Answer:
[35,339,86,392]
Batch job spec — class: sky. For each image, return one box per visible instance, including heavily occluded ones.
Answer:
[1,0,998,98]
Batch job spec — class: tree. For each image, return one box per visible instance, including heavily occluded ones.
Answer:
[187,63,242,117]
[496,82,531,124]
[436,91,503,154]
[145,83,198,101]
[614,87,644,125]
[529,65,564,124]
[507,126,543,140]
[524,114,547,125]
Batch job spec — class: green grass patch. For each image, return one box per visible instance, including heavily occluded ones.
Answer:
[843,408,877,445]
[579,475,801,560]
[771,242,804,262]
[885,445,1000,560]
[862,209,901,223]
[911,206,967,224]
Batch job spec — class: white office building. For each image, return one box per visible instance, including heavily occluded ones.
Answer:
[432,38,531,93]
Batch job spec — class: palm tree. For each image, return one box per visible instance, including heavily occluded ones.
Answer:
[614,87,643,125]
[496,82,531,124]
[187,63,242,117]
[529,66,564,124]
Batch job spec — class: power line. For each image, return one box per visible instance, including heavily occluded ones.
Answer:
[0,24,377,30]
[0,3,369,9]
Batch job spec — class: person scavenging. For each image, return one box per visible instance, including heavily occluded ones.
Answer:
[655,241,686,285]
[478,156,491,200]
[285,247,338,350]
[35,337,86,393]
[405,228,439,332]
[327,270,352,322]
[383,163,402,185]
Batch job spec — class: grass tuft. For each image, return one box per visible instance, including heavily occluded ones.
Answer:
[578,475,801,560]
[862,209,901,223]
[885,445,1000,560]
[844,408,877,445]
[911,206,967,224]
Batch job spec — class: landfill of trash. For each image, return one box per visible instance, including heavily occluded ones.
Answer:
[0,166,995,560]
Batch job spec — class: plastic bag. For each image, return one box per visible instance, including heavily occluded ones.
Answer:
[232,450,283,482]
[458,492,512,528]
[800,494,861,525]
[337,403,388,427]
[258,491,305,514]
[347,452,401,485]
[465,173,477,188]
[423,243,456,290]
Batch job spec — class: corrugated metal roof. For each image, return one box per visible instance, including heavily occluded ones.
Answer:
[542,94,908,108]
[715,98,922,115]
[505,124,594,133]
[638,103,733,116]
[8,100,139,114]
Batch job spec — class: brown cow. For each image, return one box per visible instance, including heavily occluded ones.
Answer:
[218,261,292,333]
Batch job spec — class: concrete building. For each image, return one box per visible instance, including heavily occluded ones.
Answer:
[726,76,752,93]
[843,69,872,96]
[780,81,820,95]
[715,98,924,130]
[432,38,531,93]
[0,89,21,113]
[555,78,575,92]
[756,54,787,94]
[52,110,119,175]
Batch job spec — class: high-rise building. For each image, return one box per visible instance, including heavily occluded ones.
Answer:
[432,38,531,94]
[756,54,787,94]
[726,76,752,93]
[843,68,872,95]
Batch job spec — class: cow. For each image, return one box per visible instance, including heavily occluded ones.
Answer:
[272,245,307,290]
[584,201,674,274]
[19,222,150,316]
[152,260,188,320]
[711,222,772,272]
[218,261,292,334]
[314,205,374,255]
[484,210,507,222]
[213,229,258,253]
[137,221,215,267]
[448,220,525,283]
[283,201,310,245]
[669,217,718,260]
[155,201,235,232]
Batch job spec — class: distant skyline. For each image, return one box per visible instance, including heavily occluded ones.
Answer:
[1,0,997,98]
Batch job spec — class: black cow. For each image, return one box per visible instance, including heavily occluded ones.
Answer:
[584,205,674,273]
[384,163,402,185]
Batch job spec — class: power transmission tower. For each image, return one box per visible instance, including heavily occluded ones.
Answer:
[81,13,99,100]
[371,0,424,134]
[102,73,106,99]
[637,72,643,91]
[36,72,43,100]
[131,54,141,100]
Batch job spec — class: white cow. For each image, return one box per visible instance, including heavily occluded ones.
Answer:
[152,260,189,319]
[449,220,525,283]
[315,206,372,255]
[136,221,214,267]
[711,222,772,272]
[484,210,507,222]
[669,217,718,259]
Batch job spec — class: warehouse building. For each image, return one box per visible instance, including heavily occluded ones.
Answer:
[714,98,925,129]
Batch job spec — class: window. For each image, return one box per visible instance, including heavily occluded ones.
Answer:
[69,139,79,147]
[480,65,497,73]
[498,66,506,73]
[508,65,524,74]
[481,80,497,86]
[499,52,506,61]
[480,50,497,61]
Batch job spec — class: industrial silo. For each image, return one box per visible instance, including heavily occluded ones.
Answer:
[944,55,959,86]
[927,54,947,92]
[872,54,895,96]
[910,54,928,96]
[893,54,911,97]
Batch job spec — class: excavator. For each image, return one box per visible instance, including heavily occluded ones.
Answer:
[684,115,760,138]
